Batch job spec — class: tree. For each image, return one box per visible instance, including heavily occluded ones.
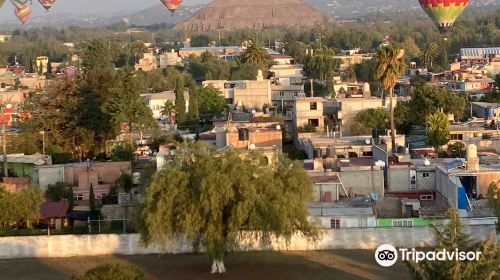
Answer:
[419,42,441,69]
[104,69,156,137]
[230,63,258,80]
[116,172,133,193]
[137,143,317,273]
[495,74,500,89]
[89,183,96,212]
[187,81,200,122]
[401,37,421,59]
[72,261,144,280]
[240,39,271,71]
[304,48,341,80]
[375,45,406,152]
[426,110,450,151]
[487,181,500,230]
[198,84,226,117]
[160,100,176,130]
[407,208,500,280]
[110,142,134,162]
[45,182,70,202]
[349,108,389,135]
[0,186,42,229]
[447,142,466,158]
[175,76,187,125]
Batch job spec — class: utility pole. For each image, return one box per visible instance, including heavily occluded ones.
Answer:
[310,78,314,97]
[2,108,6,177]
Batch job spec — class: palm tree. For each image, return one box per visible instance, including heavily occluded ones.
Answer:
[160,100,176,131]
[375,45,406,153]
[241,39,271,71]
[419,42,440,69]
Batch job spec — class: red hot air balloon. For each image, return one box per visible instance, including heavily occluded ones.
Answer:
[15,5,32,24]
[38,0,56,12]
[160,0,183,15]
[10,0,28,10]
[418,0,469,35]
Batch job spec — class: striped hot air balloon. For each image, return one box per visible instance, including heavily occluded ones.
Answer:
[15,5,32,24]
[10,0,28,10]
[418,0,469,35]
[38,0,56,11]
[160,0,183,15]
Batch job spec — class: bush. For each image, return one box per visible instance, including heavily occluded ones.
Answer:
[110,142,134,162]
[72,262,144,280]
[297,124,317,133]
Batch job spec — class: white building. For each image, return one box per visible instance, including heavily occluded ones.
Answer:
[142,91,189,119]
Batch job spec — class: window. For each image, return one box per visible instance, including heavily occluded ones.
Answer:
[451,134,463,140]
[420,194,434,200]
[279,91,285,97]
[422,172,430,178]
[310,102,318,110]
[74,194,83,201]
[308,119,319,127]
[392,220,413,227]
[331,219,340,229]
[293,92,298,97]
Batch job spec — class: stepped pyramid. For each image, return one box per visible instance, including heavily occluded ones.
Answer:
[175,0,331,31]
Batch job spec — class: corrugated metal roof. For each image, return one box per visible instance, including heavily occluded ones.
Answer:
[461,47,500,58]
[40,201,69,219]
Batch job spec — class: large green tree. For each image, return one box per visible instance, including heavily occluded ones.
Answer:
[375,45,406,152]
[240,39,271,71]
[198,84,226,117]
[426,110,450,151]
[175,76,187,125]
[349,108,389,135]
[303,48,341,80]
[407,208,499,280]
[137,143,317,273]
[187,80,200,122]
[0,186,42,229]
[419,42,441,70]
[104,68,156,137]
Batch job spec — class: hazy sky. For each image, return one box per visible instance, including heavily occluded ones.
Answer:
[0,0,209,22]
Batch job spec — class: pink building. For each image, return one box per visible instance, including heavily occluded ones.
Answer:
[64,161,131,201]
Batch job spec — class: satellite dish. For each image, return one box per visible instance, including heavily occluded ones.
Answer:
[365,139,371,145]
[424,159,431,166]
[5,104,12,109]
[276,125,281,130]
[249,144,256,150]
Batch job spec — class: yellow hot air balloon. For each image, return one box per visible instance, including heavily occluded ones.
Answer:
[418,0,469,36]
[15,5,32,24]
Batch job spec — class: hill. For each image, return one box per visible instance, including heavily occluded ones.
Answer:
[174,0,331,31]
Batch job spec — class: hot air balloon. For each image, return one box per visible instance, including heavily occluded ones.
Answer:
[37,0,55,12]
[160,0,183,15]
[15,5,32,24]
[418,0,469,36]
[10,0,28,10]
[0,0,6,9]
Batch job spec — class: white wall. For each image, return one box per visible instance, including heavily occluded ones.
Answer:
[0,225,495,259]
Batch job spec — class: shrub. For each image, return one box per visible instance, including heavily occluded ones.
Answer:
[72,262,144,280]
[110,142,134,162]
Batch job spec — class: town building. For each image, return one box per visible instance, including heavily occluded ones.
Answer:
[142,91,190,120]
[203,70,272,110]
[460,47,500,67]
[0,34,12,43]
[178,46,241,60]
[64,161,132,201]
[134,52,157,72]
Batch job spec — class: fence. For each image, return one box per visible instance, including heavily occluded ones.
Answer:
[0,225,496,259]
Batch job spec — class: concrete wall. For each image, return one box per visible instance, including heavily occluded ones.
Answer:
[0,225,495,259]
[32,165,65,191]
[338,169,384,198]
[436,167,458,206]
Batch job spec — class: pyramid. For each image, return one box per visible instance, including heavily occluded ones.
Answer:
[175,0,331,31]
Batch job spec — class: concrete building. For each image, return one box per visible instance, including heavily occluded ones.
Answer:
[203,70,272,110]
[134,52,157,72]
[448,122,500,153]
[32,165,65,192]
[333,53,374,70]
[460,47,500,67]
[158,49,181,68]
[0,34,12,43]
[333,81,371,98]
[292,97,326,134]
[178,46,240,60]
[64,161,132,201]
[471,102,500,119]
[35,56,49,74]
[447,78,495,93]
[142,91,190,119]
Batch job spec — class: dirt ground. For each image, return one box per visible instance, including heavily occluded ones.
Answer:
[0,250,411,280]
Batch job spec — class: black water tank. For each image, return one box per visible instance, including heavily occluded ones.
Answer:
[372,128,380,139]
[238,128,249,141]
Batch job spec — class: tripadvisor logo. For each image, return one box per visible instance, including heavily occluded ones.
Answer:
[375,244,482,267]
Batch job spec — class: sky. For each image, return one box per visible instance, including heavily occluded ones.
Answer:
[0,0,209,22]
